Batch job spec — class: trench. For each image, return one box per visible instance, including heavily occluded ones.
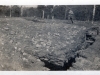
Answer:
[42,55,77,70]
[40,27,99,71]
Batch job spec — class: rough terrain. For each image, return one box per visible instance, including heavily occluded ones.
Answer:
[0,17,100,70]
[69,32,100,70]
[0,18,49,70]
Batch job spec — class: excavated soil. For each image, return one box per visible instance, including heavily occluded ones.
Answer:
[0,17,99,70]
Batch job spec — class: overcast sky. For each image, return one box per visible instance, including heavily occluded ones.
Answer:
[22,5,38,8]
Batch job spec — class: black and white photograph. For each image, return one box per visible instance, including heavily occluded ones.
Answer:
[0,0,100,72]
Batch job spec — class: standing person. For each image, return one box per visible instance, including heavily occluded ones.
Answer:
[68,9,74,23]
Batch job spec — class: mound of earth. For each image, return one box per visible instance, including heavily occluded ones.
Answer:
[27,19,87,68]
[69,35,100,70]
[0,18,87,70]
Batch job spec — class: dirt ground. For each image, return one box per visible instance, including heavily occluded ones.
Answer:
[69,35,100,70]
[0,17,100,70]
[0,18,50,70]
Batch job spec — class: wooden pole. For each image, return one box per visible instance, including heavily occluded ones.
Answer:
[51,6,54,19]
[21,6,23,17]
[10,5,12,17]
[65,6,67,19]
[42,10,44,19]
[92,5,96,24]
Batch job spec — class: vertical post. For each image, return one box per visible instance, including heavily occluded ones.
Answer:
[51,6,54,19]
[42,10,44,19]
[65,6,67,19]
[21,6,23,17]
[10,5,12,17]
[92,5,96,24]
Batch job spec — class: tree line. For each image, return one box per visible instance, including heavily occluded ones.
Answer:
[0,5,100,21]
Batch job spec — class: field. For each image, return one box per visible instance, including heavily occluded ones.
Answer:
[0,17,100,70]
